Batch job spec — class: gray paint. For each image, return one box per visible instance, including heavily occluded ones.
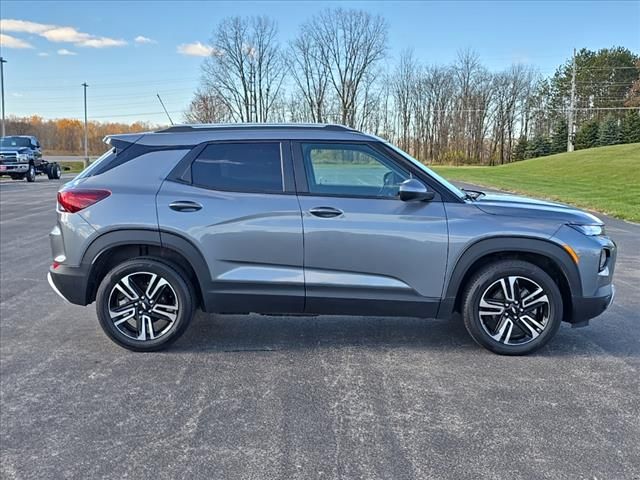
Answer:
[51,125,616,324]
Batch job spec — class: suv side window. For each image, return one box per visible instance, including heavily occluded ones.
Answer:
[192,142,283,193]
[301,143,409,198]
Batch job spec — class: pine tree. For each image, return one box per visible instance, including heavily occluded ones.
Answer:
[575,119,600,150]
[525,135,551,158]
[550,119,568,154]
[513,136,528,161]
[598,115,621,146]
[621,110,640,144]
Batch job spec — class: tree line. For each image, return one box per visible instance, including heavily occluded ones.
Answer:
[3,116,153,156]
[4,8,639,161]
[186,8,640,164]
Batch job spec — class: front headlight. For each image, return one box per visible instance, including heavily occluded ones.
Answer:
[569,224,605,236]
[17,153,29,162]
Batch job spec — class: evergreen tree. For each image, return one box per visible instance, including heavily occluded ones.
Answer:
[513,136,528,161]
[525,135,551,158]
[621,110,640,144]
[550,119,568,154]
[598,115,621,146]
[575,119,600,150]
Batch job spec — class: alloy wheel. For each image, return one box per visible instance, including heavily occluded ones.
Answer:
[108,271,179,341]
[478,275,550,345]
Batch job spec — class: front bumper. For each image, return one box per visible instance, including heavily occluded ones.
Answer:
[0,163,29,174]
[570,284,615,327]
[48,264,91,306]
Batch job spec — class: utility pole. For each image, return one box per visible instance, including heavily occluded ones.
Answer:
[567,48,577,152]
[0,57,7,137]
[82,82,89,167]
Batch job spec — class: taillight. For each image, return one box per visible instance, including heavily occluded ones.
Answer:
[57,189,111,213]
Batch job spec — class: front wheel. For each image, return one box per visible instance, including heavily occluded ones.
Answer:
[25,164,36,182]
[95,258,195,351]
[461,260,563,355]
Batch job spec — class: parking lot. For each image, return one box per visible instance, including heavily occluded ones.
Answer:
[1,176,639,479]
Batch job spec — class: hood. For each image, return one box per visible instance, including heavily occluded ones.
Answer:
[473,192,603,225]
[0,147,29,154]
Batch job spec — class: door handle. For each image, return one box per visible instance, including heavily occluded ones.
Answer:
[169,200,202,212]
[309,206,343,218]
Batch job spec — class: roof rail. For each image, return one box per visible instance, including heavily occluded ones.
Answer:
[155,123,356,134]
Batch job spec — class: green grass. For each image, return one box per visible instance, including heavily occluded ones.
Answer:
[60,161,84,173]
[432,143,640,222]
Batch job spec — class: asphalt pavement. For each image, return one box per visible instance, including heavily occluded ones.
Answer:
[1,176,639,479]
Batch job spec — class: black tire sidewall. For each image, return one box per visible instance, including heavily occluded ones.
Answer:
[462,260,563,355]
[96,259,195,352]
[26,165,36,182]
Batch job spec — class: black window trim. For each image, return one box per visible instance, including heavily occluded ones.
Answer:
[166,139,296,196]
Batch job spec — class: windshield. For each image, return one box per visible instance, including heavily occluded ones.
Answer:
[384,142,467,200]
[0,137,32,148]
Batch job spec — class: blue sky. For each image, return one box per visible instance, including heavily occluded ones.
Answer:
[1,0,639,124]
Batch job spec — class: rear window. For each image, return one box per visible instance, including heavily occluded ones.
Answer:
[74,149,116,179]
[191,142,283,193]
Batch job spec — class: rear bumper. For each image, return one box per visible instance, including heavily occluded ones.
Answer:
[48,265,91,306]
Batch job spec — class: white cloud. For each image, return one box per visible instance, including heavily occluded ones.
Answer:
[134,35,156,45]
[57,48,77,56]
[12,92,24,97]
[0,18,126,48]
[0,32,34,49]
[37,52,49,57]
[177,41,214,57]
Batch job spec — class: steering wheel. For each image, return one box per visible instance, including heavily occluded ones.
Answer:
[378,171,402,197]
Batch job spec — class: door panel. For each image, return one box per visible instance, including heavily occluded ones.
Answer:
[298,196,448,316]
[157,181,304,313]
[294,141,449,317]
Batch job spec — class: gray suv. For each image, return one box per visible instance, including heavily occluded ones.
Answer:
[48,124,616,355]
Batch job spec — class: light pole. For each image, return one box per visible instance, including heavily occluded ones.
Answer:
[82,82,89,167]
[0,57,7,137]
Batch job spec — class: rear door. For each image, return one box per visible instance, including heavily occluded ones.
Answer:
[293,141,449,317]
[156,140,304,314]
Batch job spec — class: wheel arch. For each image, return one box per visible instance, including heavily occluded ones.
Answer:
[82,229,211,311]
[439,236,582,322]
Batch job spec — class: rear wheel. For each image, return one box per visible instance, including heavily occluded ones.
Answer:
[47,163,61,179]
[96,258,195,351]
[52,163,62,179]
[461,260,563,355]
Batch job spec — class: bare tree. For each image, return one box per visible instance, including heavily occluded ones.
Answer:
[201,16,285,122]
[303,8,388,127]
[392,50,417,152]
[289,29,330,123]
[184,90,230,123]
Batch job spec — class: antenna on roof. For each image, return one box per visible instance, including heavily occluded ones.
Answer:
[156,93,174,125]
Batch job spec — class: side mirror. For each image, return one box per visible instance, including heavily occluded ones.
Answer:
[399,179,435,202]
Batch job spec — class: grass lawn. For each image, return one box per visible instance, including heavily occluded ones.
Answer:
[432,143,640,223]
[60,161,84,173]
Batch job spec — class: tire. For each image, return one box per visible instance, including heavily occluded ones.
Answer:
[46,164,54,179]
[461,260,563,355]
[26,164,36,182]
[95,258,195,352]
[47,163,61,180]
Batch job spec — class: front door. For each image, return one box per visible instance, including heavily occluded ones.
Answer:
[293,141,448,317]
